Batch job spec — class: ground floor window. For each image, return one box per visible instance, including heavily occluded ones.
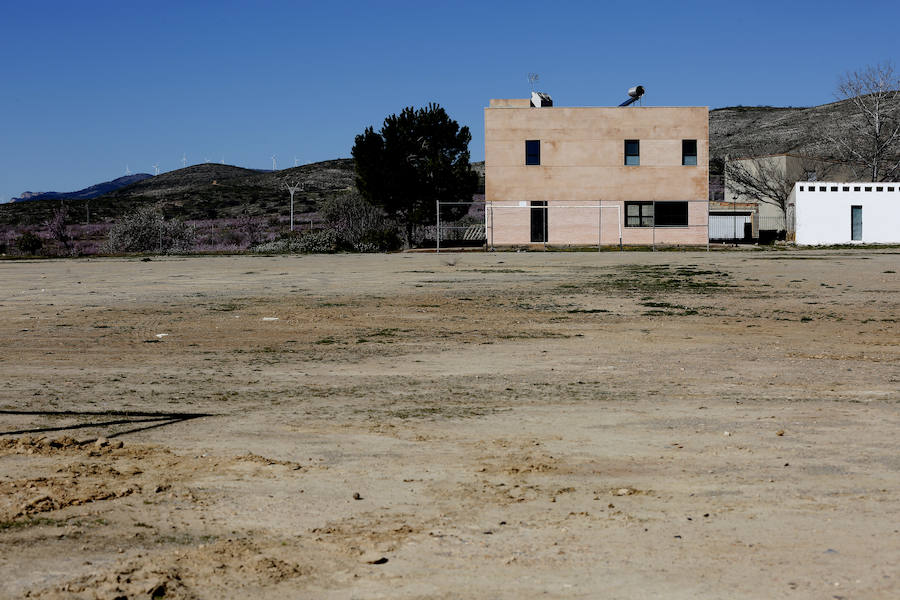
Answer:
[625,202,653,227]
[625,201,688,227]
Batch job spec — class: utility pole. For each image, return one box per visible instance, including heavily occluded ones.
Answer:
[283,179,303,232]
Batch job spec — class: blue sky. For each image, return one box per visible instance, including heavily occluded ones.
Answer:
[1,0,898,200]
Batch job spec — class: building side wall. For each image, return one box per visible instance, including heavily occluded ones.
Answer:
[484,106,709,245]
[794,184,900,244]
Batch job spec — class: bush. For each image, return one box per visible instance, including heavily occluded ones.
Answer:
[317,191,401,252]
[102,206,196,254]
[16,231,44,255]
[252,229,340,254]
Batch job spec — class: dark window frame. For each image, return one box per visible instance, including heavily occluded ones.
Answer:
[682,140,698,166]
[625,201,654,227]
[624,139,640,166]
[525,140,541,165]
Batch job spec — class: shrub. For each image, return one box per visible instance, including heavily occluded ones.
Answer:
[102,206,196,254]
[16,231,44,255]
[317,191,401,252]
[252,229,339,254]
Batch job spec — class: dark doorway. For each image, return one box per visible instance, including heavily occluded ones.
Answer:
[530,201,548,242]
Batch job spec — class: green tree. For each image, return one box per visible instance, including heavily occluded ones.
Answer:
[352,103,478,247]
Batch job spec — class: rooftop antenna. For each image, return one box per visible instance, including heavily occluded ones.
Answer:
[272,155,277,171]
[182,153,187,168]
[528,72,539,92]
[152,163,160,176]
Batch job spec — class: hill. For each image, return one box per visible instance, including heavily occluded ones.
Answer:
[0,160,356,227]
[12,173,153,203]
[709,94,900,162]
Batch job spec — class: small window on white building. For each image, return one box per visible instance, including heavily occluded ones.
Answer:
[854,186,861,191]
[831,186,838,191]
[865,186,872,191]
[842,186,850,191]
[876,186,883,192]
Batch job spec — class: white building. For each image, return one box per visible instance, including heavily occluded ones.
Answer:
[790,182,900,245]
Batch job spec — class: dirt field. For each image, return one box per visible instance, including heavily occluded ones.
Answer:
[1,250,898,599]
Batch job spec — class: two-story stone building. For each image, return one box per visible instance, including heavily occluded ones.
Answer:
[484,94,709,247]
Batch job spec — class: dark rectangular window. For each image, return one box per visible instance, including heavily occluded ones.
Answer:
[655,202,689,227]
[842,186,850,191]
[530,201,548,242]
[625,201,689,227]
[625,202,653,227]
[831,186,838,191]
[525,140,540,165]
[624,140,640,166]
[682,140,697,166]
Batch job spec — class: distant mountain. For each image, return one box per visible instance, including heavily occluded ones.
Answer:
[0,161,356,226]
[12,173,153,203]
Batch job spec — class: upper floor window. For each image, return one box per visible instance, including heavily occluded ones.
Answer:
[624,140,640,166]
[525,140,541,165]
[682,140,697,166]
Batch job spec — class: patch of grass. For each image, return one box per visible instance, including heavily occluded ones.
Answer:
[0,517,66,531]
[561,264,732,296]
[208,303,244,312]
[370,328,399,337]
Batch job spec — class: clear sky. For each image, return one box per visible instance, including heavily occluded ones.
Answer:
[1,0,897,201]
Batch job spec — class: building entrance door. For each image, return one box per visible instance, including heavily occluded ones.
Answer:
[531,201,548,243]
[851,205,862,241]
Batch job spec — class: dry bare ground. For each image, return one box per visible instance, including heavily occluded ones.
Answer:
[0,250,898,599]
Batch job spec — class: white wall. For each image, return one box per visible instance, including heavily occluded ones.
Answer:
[793,182,900,245]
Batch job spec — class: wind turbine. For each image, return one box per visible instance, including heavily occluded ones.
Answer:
[221,156,225,165]
[182,153,187,169]
[271,155,277,171]
[125,164,131,175]
[152,163,160,176]
[294,156,299,167]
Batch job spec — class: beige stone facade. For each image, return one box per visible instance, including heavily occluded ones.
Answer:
[484,100,709,246]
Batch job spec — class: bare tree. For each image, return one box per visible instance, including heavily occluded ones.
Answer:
[828,61,900,181]
[47,202,72,254]
[725,153,836,216]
